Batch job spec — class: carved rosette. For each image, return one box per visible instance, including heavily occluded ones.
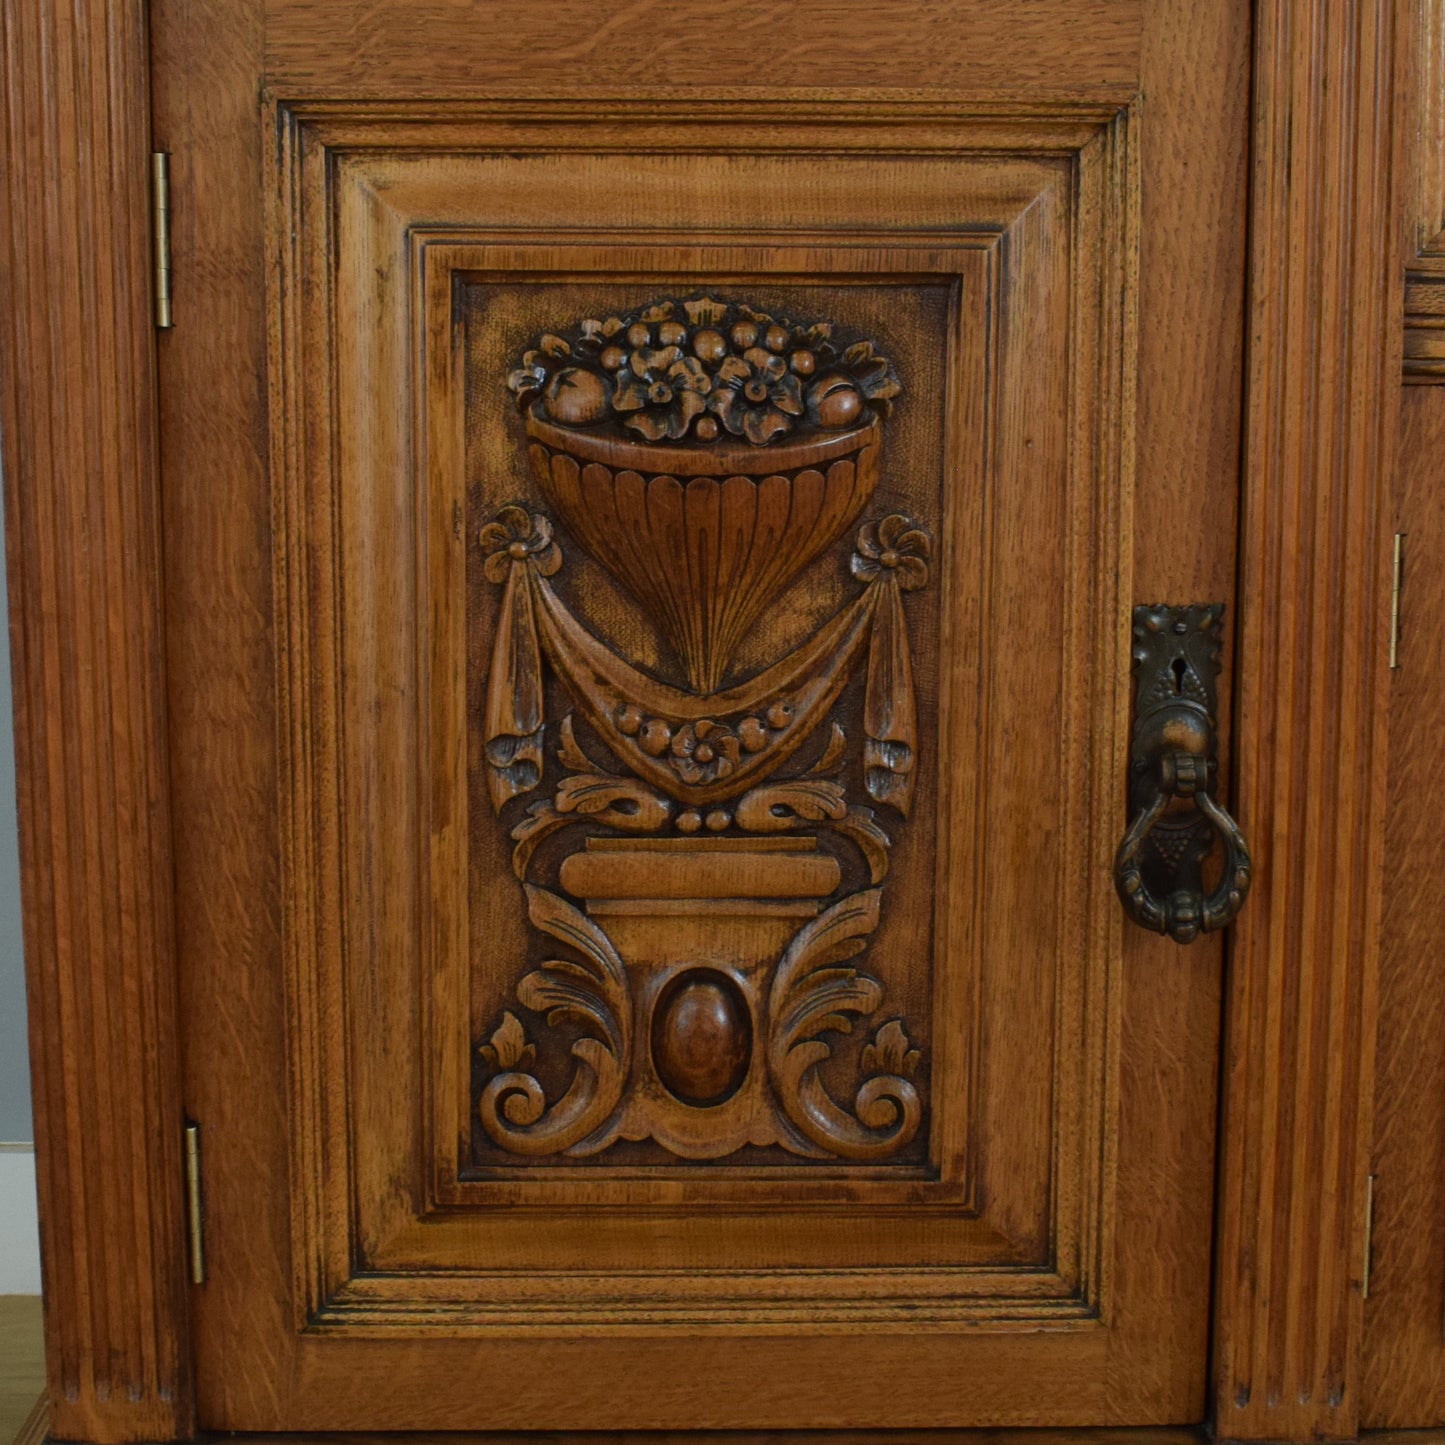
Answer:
[474,295,930,1164]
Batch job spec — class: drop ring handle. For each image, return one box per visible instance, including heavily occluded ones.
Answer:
[1113,603,1253,945]
[1113,750,1252,943]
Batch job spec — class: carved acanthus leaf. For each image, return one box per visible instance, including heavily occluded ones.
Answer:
[477,886,631,1156]
[509,773,671,878]
[803,722,849,777]
[766,889,923,1161]
[734,778,848,832]
[509,801,570,879]
[834,806,893,884]
[860,1019,920,1079]
[771,889,884,1046]
[556,712,607,774]
[554,773,672,829]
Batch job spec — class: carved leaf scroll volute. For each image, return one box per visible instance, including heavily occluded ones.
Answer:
[766,889,924,1160]
[473,294,933,1165]
[477,884,631,1156]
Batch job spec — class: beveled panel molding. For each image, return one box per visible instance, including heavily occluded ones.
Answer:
[267,100,1137,1340]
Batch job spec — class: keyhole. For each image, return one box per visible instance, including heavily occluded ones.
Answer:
[1171,656,1188,694]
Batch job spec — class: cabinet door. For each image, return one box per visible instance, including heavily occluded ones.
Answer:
[1362,389,1445,1426]
[155,0,1248,1429]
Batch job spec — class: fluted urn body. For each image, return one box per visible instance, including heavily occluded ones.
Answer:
[526,413,881,694]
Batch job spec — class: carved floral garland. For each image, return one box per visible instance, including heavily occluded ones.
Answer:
[508,295,900,446]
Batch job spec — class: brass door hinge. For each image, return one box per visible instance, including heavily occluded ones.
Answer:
[1390,533,1405,669]
[151,152,172,330]
[183,1122,205,1284]
[1363,1172,1377,1299]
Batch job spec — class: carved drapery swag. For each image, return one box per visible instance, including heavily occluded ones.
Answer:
[474,295,932,1164]
[482,513,922,819]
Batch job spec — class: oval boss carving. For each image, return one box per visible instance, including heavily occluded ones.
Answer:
[651,969,753,1108]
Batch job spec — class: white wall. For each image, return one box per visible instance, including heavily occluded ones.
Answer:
[0,512,28,1148]
[0,485,38,1294]
[0,1146,40,1293]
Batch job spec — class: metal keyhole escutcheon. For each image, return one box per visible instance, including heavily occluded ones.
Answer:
[1113,604,1252,944]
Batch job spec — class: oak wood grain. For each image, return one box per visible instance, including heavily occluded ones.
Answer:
[261,1,1143,101]
[0,1,194,1440]
[1360,388,1445,1427]
[1212,0,1404,1437]
[148,0,288,1422]
[8,0,1407,1438]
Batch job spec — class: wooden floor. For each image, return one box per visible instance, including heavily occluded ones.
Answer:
[0,1297,43,1445]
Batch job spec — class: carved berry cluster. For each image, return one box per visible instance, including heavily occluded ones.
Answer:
[508,296,901,446]
[615,698,795,785]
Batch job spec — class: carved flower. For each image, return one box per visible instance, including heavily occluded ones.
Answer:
[479,506,562,582]
[670,719,742,785]
[612,346,713,440]
[683,296,730,327]
[505,333,573,412]
[508,296,900,443]
[851,514,931,591]
[837,340,902,417]
[574,314,626,352]
[708,347,805,445]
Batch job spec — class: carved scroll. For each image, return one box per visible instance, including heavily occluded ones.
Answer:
[477,884,631,1156]
[766,890,924,1159]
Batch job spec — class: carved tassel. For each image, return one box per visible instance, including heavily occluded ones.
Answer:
[484,560,546,811]
[863,577,917,816]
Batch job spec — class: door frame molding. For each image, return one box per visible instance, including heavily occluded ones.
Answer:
[0,1,1402,1440]
[1214,2,1404,1438]
[0,2,193,1442]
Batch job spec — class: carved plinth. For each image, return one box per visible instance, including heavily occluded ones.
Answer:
[560,837,839,1159]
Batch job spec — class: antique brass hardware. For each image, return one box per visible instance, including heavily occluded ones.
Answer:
[1390,532,1405,669]
[183,1122,205,1284]
[1113,604,1252,944]
[151,152,172,330]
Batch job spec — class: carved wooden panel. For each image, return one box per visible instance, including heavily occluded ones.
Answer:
[274,104,1133,1325]
[469,285,932,1170]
